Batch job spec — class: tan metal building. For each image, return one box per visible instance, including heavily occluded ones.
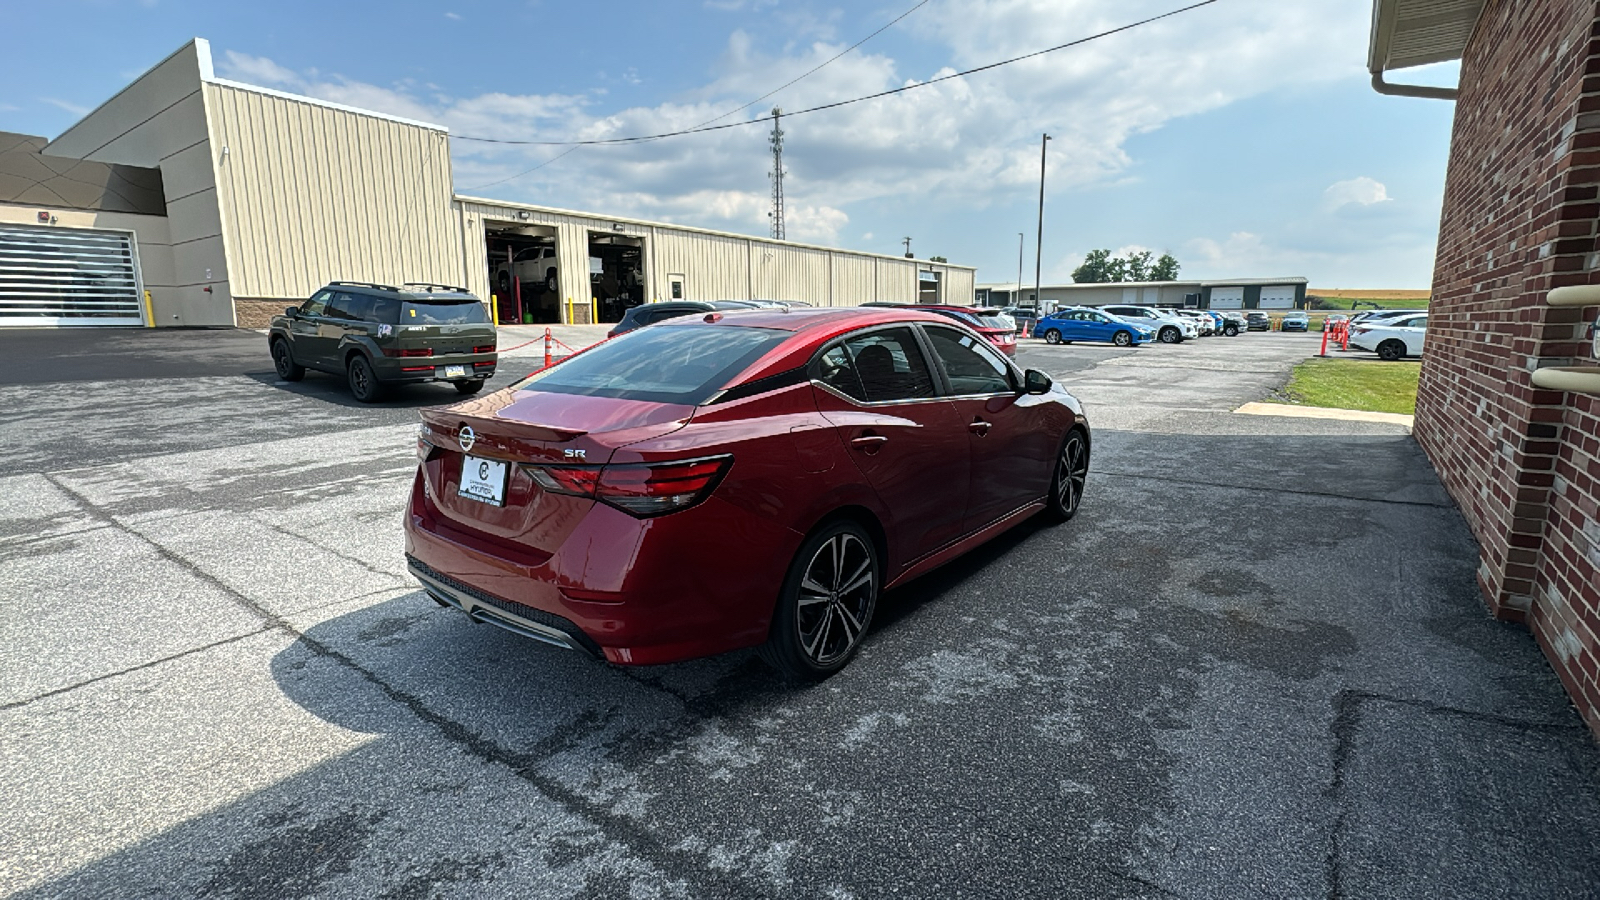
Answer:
[3,38,973,329]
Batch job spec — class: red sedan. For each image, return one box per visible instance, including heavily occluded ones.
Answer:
[863,303,1019,356]
[404,307,1089,678]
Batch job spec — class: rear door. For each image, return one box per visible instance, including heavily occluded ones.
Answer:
[921,324,1052,531]
[811,325,971,564]
[1396,315,1428,355]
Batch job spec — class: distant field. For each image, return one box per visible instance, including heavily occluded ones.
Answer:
[1308,288,1431,300]
[1307,294,1430,311]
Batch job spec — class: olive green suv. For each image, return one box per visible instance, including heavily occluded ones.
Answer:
[268,281,498,402]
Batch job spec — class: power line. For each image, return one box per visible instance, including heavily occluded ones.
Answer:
[458,0,930,191]
[452,0,1219,148]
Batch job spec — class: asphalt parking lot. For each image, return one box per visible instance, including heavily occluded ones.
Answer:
[3,326,1598,899]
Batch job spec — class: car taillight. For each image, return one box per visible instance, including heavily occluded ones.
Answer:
[527,455,732,518]
[384,348,433,358]
[474,345,495,353]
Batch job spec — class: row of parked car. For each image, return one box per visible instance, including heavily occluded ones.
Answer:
[991,304,1269,347]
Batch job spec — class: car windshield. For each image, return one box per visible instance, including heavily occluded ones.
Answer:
[517,324,788,405]
[396,298,489,325]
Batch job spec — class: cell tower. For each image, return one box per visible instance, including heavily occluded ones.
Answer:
[768,107,786,241]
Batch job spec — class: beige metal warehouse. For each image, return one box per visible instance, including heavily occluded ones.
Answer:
[8,37,973,328]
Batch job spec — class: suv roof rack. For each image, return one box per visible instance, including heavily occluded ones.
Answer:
[328,280,401,293]
[402,282,472,295]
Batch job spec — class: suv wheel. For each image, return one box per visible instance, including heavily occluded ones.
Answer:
[1224,325,1239,336]
[454,380,485,395]
[271,339,305,381]
[544,269,558,293]
[1159,326,1181,344]
[347,354,385,403]
[497,271,511,295]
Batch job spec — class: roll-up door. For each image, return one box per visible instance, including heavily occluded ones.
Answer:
[1258,285,1297,309]
[1209,286,1244,308]
[0,223,144,326]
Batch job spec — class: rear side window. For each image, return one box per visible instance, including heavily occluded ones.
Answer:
[519,324,788,405]
[834,327,936,403]
[400,300,489,325]
[926,328,1014,395]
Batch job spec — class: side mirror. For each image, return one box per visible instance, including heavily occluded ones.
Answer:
[1024,369,1053,395]
[285,306,300,318]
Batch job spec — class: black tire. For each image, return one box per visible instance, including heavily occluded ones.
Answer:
[271,339,305,381]
[1113,330,1132,347]
[1043,429,1089,523]
[347,354,385,403]
[1043,328,1062,344]
[759,520,879,680]
[454,380,485,395]
[544,269,558,293]
[1377,339,1406,361]
[497,271,511,295]
[1159,326,1181,344]
[1224,325,1239,337]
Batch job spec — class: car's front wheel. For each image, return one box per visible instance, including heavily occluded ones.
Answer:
[760,520,879,680]
[1043,429,1089,522]
[1159,326,1181,344]
[1042,328,1062,344]
[271,339,305,381]
[1224,325,1239,336]
[347,355,385,403]
[1377,339,1406,361]
[1113,330,1132,347]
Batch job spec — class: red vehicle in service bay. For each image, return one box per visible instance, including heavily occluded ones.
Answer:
[404,307,1089,678]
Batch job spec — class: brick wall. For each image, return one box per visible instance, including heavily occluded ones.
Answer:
[1415,0,1600,737]
[234,299,288,329]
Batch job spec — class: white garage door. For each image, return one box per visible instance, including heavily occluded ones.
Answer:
[1258,284,1297,309]
[0,223,144,326]
[1210,286,1244,308]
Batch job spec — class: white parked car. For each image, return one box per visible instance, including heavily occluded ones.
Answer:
[1349,313,1427,360]
[494,245,560,296]
[1167,308,1216,335]
[1100,305,1198,343]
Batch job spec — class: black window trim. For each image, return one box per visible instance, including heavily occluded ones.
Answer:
[806,322,946,408]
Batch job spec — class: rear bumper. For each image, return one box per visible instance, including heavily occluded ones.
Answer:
[374,353,498,383]
[403,469,796,666]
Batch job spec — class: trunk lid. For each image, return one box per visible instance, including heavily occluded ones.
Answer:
[417,389,692,547]
[392,322,496,357]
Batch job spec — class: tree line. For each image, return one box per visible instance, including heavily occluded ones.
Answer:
[1072,249,1180,283]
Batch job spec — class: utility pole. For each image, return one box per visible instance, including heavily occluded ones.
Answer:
[768,108,785,240]
[1035,133,1051,308]
[1016,232,1024,304]
[903,236,913,258]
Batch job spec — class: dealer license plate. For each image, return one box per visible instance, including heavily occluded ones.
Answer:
[442,364,469,378]
[458,454,508,506]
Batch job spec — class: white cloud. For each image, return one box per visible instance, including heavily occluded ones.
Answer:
[39,97,90,116]
[1323,176,1391,209]
[212,1,1370,244]
[444,11,461,20]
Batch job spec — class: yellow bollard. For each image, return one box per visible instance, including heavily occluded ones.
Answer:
[490,294,499,330]
[142,290,155,327]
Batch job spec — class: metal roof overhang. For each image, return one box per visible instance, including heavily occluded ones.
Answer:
[1368,0,1485,99]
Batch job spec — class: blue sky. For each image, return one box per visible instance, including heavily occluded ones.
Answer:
[2,0,1460,288]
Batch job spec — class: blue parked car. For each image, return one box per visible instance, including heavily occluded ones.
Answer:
[1033,307,1152,346]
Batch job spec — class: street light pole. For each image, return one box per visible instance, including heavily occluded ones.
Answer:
[1016,232,1024,304]
[1034,133,1051,309]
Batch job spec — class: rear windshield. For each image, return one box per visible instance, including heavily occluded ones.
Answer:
[394,299,489,325]
[517,324,788,405]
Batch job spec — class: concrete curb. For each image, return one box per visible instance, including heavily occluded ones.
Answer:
[1233,401,1415,428]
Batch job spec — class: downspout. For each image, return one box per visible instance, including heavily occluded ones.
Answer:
[1371,69,1458,101]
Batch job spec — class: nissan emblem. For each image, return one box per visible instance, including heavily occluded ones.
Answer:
[459,425,475,453]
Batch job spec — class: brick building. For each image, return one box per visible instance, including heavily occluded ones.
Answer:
[1372,0,1600,737]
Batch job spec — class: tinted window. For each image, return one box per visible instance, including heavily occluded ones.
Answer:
[926,328,1014,395]
[838,327,936,402]
[518,324,787,405]
[324,291,364,321]
[815,345,867,401]
[400,300,490,325]
[301,290,332,317]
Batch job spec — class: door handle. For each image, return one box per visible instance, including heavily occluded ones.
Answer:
[850,433,888,454]
[969,418,991,436]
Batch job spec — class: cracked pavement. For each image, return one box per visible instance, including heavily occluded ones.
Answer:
[2,327,1598,899]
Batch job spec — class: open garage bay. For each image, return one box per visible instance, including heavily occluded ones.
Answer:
[2,328,1597,899]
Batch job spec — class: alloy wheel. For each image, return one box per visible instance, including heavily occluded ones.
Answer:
[1056,432,1088,517]
[795,532,875,666]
